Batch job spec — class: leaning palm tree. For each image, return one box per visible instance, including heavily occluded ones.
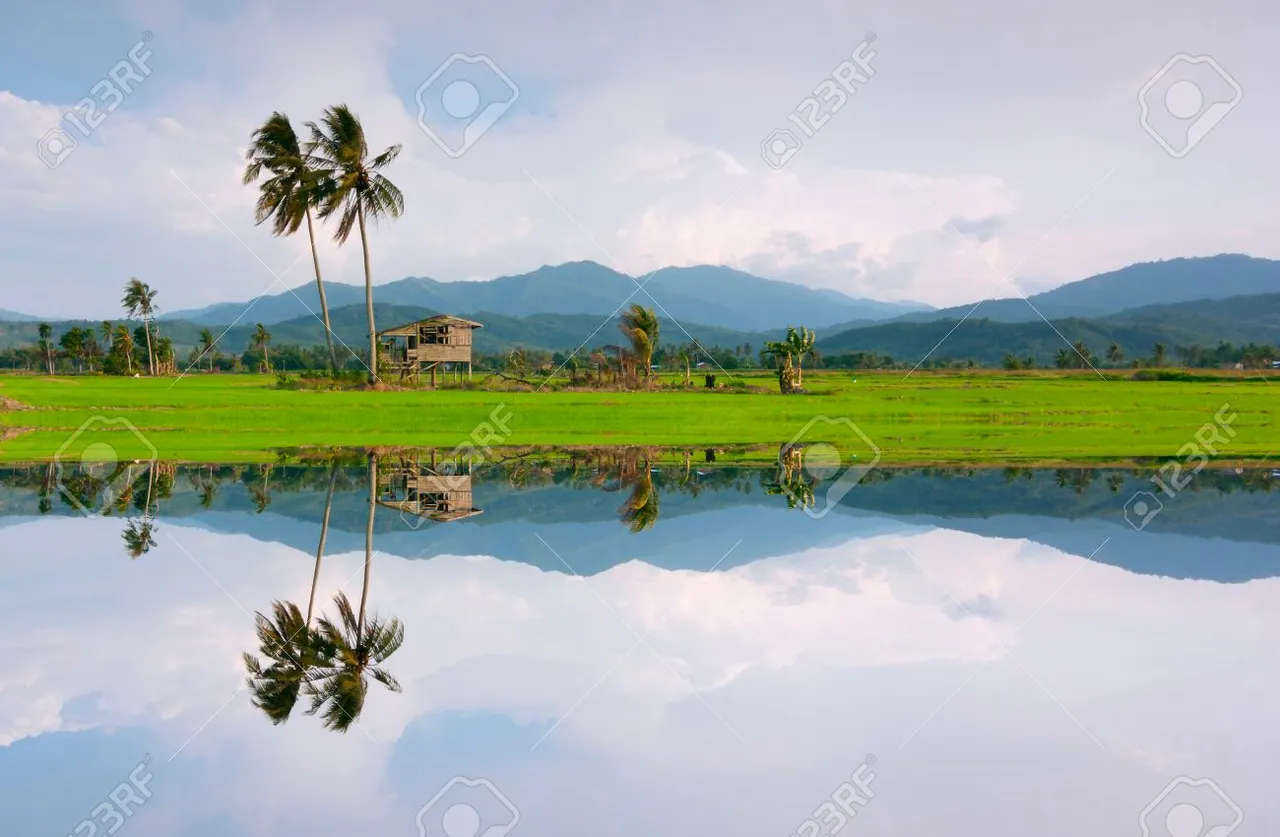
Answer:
[243,112,339,375]
[122,278,158,375]
[618,304,659,385]
[305,105,404,385]
[252,323,272,372]
[618,463,661,532]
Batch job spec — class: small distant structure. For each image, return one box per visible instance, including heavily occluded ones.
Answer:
[377,451,482,524]
[377,315,483,386]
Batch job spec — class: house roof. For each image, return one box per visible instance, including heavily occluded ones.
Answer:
[377,315,484,336]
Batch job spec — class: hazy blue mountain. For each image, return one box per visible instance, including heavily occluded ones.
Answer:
[0,309,39,322]
[892,254,1280,323]
[163,261,931,331]
[819,292,1280,364]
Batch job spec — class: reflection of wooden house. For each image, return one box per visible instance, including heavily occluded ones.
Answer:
[377,455,482,523]
[377,315,483,386]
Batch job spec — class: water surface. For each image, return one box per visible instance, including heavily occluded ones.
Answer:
[1,453,1275,836]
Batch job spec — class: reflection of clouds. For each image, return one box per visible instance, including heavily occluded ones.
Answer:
[2,517,1279,835]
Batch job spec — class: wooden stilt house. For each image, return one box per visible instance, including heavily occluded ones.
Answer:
[377,315,483,386]
[376,451,482,523]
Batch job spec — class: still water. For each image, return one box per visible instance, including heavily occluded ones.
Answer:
[1,451,1276,836]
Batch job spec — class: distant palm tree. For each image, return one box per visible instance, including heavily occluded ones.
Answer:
[198,328,218,372]
[112,324,135,374]
[619,304,659,384]
[243,112,339,376]
[36,323,55,374]
[252,323,272,372]
[122,278,159,375]
[1106,342,1123,365]
[1152,342,1167,368]
[306,105,404,385]
[1072,340,1093,370]
[764,326,816,393]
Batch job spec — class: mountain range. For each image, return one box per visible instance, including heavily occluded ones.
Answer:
[1,254,1276,365]
[161,262,930,332]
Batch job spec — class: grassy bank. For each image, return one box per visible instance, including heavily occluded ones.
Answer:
[0,370,1275,464]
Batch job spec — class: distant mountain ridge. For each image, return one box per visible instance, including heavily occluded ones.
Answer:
[162,261,931,332]
[891,254,1280,323]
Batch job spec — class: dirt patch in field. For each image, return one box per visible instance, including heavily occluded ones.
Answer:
[0,396,32,411]
[0,426,32,443]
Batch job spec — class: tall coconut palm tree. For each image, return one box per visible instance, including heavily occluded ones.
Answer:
[305,105,404,386]
[1106,342,1123,366]
[1152,342,1167,368]
[122,278,158,375]
[252,324,272,372]
[618,304,659,385]
[243,112,339,376]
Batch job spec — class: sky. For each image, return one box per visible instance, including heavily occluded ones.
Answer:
[2,0,1277,318]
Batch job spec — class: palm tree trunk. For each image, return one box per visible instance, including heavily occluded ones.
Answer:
[307,463,338,625]
[359,453,377,635]
[305,208,339,376]
[142,316,156,376]
[357,204,378,385]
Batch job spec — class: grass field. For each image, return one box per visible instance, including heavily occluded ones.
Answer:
[0,370,1275,464]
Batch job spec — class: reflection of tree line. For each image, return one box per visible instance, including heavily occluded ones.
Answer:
[3,452,1275,544]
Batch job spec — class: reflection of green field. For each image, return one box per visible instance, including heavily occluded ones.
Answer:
[0,371,1275,464]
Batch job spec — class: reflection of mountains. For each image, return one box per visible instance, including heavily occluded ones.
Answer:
[3,465,1277,582]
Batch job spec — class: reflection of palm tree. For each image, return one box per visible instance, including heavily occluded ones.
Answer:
[121,518,157,558]
[243,601,326,725]
[307,592,404,732]
[765,445,815,510]
[618,461,660,532]
[243,463,341,726]
[305,454,405,732]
